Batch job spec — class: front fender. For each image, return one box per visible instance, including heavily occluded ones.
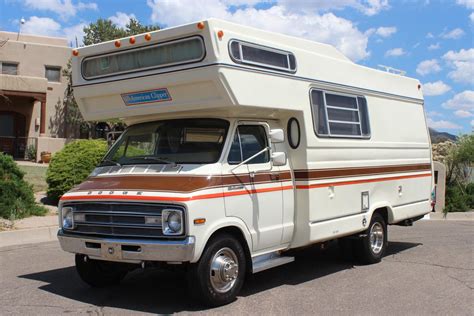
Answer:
[190,216,252,263]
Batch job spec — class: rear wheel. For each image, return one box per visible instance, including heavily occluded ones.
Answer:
[75,254,128,287]
[355,213,387,264]
[188,233,247,307]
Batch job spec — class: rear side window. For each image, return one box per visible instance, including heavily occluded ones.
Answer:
[310,90,370,138]
[228,125,269,164]
[229,40,296,73]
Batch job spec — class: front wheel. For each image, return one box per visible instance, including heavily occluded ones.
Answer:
[188,233,247,307]
[355,213,387,264]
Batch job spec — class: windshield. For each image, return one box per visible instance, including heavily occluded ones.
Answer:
[101,119,229,166]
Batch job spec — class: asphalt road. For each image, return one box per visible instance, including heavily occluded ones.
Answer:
[0,220,473,315]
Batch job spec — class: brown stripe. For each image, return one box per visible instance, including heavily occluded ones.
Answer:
[294,164,431,181]
[71,171,293,193]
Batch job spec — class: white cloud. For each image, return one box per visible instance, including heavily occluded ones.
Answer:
[20,0,97,20]
[385,47,406,57]
[427,42,440,50]
[440,28,465,39]
[470,12,474,22]
[454,110,473,118]
[63,22,86,46]
[109,12,136,29]
[427,111,442,117]
[276,0,390,16]
[426,118,462,130]
[442,90,474,111]
[456,0,474,9]
[21,16,62,37]
[416,59,442,76]
[442,48,474,84]
[426,32,434,38]
[422,81,451,96]
[471,119,474,127]
[375,26,397,38]
[147,0,371,61]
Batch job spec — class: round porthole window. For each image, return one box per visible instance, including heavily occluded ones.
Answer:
[287,118,300,149]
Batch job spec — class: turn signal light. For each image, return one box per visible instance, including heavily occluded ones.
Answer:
[194,218,206,225]
[145,33,152,41]
[72,49,79,56]
[129,36,136,44]
[197,22,205,30]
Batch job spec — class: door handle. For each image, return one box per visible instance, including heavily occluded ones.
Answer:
[228,185,244,191]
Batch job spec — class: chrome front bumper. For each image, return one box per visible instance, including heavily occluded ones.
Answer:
[58,230,195,263]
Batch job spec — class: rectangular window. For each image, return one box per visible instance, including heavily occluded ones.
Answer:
[45,66,61,82]
[82,36,205,79]
[229,40,296,73]
[1,62,18,75]
[228,125,270,165]
[311,90,370,138]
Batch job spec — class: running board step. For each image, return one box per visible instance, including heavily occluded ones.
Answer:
[252,253,295,273]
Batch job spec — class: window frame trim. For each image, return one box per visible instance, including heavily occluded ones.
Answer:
[1,61,19,75]
[81,35,206,81]
[310,88,371,140]
[226,121,272,165]
[228,39,297,74]
[44,65,62,82]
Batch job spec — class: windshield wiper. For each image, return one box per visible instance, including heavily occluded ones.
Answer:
[101,159,121,167]
[134,156,176,166]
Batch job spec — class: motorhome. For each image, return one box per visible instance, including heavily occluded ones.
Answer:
[59,19,433,306]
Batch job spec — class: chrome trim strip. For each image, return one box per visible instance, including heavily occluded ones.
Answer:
[73,62,424,104]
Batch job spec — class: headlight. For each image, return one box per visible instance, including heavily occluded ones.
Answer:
[162,209,183,235]
[61,206,74,230]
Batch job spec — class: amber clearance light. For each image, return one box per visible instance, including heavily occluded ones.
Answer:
[115,40,121,48]
[72,49,79,56]
[145,33,152,41]
[129,36,136,44]
[197,21,205,30]
[217,30,224,40]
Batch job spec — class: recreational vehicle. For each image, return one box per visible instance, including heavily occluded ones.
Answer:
[59,19,433,306]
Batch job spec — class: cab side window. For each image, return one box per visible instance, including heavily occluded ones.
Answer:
[228,125,269,164]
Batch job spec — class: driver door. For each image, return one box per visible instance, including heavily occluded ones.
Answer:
[224,122,284,251]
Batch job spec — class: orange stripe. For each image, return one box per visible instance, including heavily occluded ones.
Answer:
[60,185,294,202]
[295,172,431,190]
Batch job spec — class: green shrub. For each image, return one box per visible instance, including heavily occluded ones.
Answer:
[444,183,474,213]
[26,144,37,161]
[46,139,108,203]
[0,154,47,219]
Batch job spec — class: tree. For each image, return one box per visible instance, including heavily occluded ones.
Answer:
[83,18,159,46]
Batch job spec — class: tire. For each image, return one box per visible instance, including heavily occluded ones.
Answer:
[355,213,388,264]
[75,254,128,287]
[188,233,247,307]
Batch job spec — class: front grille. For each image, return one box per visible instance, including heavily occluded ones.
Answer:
[63,202,184,239]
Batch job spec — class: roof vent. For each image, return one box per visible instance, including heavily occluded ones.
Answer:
[378,64,406,76]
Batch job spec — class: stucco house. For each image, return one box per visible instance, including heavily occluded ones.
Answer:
[0,31,71,161]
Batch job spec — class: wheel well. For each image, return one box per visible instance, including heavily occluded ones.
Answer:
[373,207,389,224]
[208,226,252,275]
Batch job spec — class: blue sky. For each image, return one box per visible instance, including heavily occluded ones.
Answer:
[1,0,473,134]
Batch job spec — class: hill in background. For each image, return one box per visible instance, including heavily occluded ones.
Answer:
[429,128,457,144]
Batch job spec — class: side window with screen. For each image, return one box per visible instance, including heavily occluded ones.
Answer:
[310,90,371,138]
[228,125,269,165]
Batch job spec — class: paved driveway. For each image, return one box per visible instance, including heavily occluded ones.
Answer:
[0,220,472,315]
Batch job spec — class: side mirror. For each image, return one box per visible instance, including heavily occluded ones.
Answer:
[272,152,287,166]
[269,129,284,143]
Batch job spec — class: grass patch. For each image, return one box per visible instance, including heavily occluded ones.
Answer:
[18,165,48,193]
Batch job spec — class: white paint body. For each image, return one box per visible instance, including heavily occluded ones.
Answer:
[65,19,433,263]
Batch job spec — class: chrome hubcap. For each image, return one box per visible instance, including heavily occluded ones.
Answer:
[210,247,239,293]
[369,222,384,254]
